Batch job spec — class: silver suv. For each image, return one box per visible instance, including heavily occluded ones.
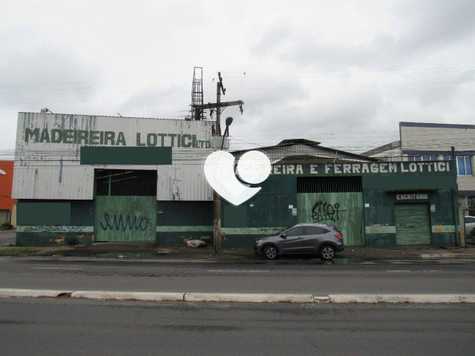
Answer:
[255,223,344,261]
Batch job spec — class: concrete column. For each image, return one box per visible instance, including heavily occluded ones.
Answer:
[458,197,466,247]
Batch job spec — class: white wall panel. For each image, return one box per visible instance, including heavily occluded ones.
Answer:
[13,162,94,200]
[401,125,475,151]
[14,112,214,201]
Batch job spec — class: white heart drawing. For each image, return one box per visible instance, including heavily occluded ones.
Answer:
[204,150,270,206]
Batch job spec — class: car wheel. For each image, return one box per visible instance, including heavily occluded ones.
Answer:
[320,245,335,261]
[263,245,278,260]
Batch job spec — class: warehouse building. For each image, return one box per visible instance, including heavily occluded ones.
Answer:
[13,111,217,246]
[222,140,459,248]
[13,113,459,249]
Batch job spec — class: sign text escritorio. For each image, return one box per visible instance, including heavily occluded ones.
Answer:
[272,161,452,175]
[24,128,211,148]
[396,193,429,201]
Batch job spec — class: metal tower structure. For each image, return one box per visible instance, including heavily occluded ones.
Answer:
[191,67,204,120]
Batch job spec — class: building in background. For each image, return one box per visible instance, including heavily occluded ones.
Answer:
[13,112,220,246]
[364,122,475,242]
[223,139,458,248]
[364,122,475,213]
[0,160,15,226]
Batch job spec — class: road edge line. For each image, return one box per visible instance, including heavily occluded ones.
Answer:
[327,294,475,304]
[1,289,475,304]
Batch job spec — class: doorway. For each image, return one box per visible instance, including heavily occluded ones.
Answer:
[395,204,431,245]
[94,169,157,242]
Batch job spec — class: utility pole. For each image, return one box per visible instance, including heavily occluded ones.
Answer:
[193,72,244,253]
[213,73,225,253]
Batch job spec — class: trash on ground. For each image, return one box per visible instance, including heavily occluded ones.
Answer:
[185,239,207,248]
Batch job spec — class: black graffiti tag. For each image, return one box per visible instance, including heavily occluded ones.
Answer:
[99,213,150,232]
[311,201,344,223]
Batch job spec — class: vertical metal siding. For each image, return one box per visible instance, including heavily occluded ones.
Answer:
[13,112,214,201]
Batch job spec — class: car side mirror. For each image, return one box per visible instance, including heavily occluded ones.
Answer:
[280,233,287,239]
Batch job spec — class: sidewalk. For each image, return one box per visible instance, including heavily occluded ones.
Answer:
[1,241,475,263]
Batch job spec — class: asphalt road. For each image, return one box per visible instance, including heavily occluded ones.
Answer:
[1,257,475,294]
[1,298,474,356]
[0,231,15,246]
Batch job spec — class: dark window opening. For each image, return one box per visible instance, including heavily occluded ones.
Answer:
[297,176,362,193]
[304,226,329,235]
[285,226,305,236]
[94,169,157,196]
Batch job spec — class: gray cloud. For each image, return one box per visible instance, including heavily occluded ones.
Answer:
[397,0,475,53]
[0,46,99,110]
[253,0,475,71]
[119,85,189,117]
[231,84,385,152]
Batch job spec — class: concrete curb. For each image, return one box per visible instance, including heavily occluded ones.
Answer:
[183,292,314,303]
[70,291,184,302]
[328,294,475,304]
[1,289,475,304]
[0,288,71,299]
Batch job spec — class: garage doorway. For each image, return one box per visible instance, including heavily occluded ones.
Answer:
[94,169,157,242]
[395,204,431,245]
[296,176,364,246]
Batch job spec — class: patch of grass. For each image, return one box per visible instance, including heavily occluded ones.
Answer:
[0,246,76,257]
[0,246,44,256]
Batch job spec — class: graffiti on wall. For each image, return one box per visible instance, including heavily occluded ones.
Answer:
[99,213,150,232]
[311,201,345,223]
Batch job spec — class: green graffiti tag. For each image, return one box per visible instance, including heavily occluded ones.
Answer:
[99,213,150,232]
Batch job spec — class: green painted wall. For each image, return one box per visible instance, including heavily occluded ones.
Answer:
[223,176,297,229]
[365,234,396,247]
[362,174,457,247]
[95,196,156,242]
[17,201,71,226]
[80,146,172,165]
[222,165,458,248]
[15,164,459,248]
[16,199,213,246]
[16,200,95,246]
[297,192,364,246]
[222,176,297,246]
[432,233,456,247]
[156,201,213,246]
[71,201,95,226]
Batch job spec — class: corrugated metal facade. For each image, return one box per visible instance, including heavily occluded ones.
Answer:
[13,112,215,201]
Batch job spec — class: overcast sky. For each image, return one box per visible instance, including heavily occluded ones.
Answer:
[1,0,475,155]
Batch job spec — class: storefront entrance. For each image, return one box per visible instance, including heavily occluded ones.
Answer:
[395,204,431,245]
